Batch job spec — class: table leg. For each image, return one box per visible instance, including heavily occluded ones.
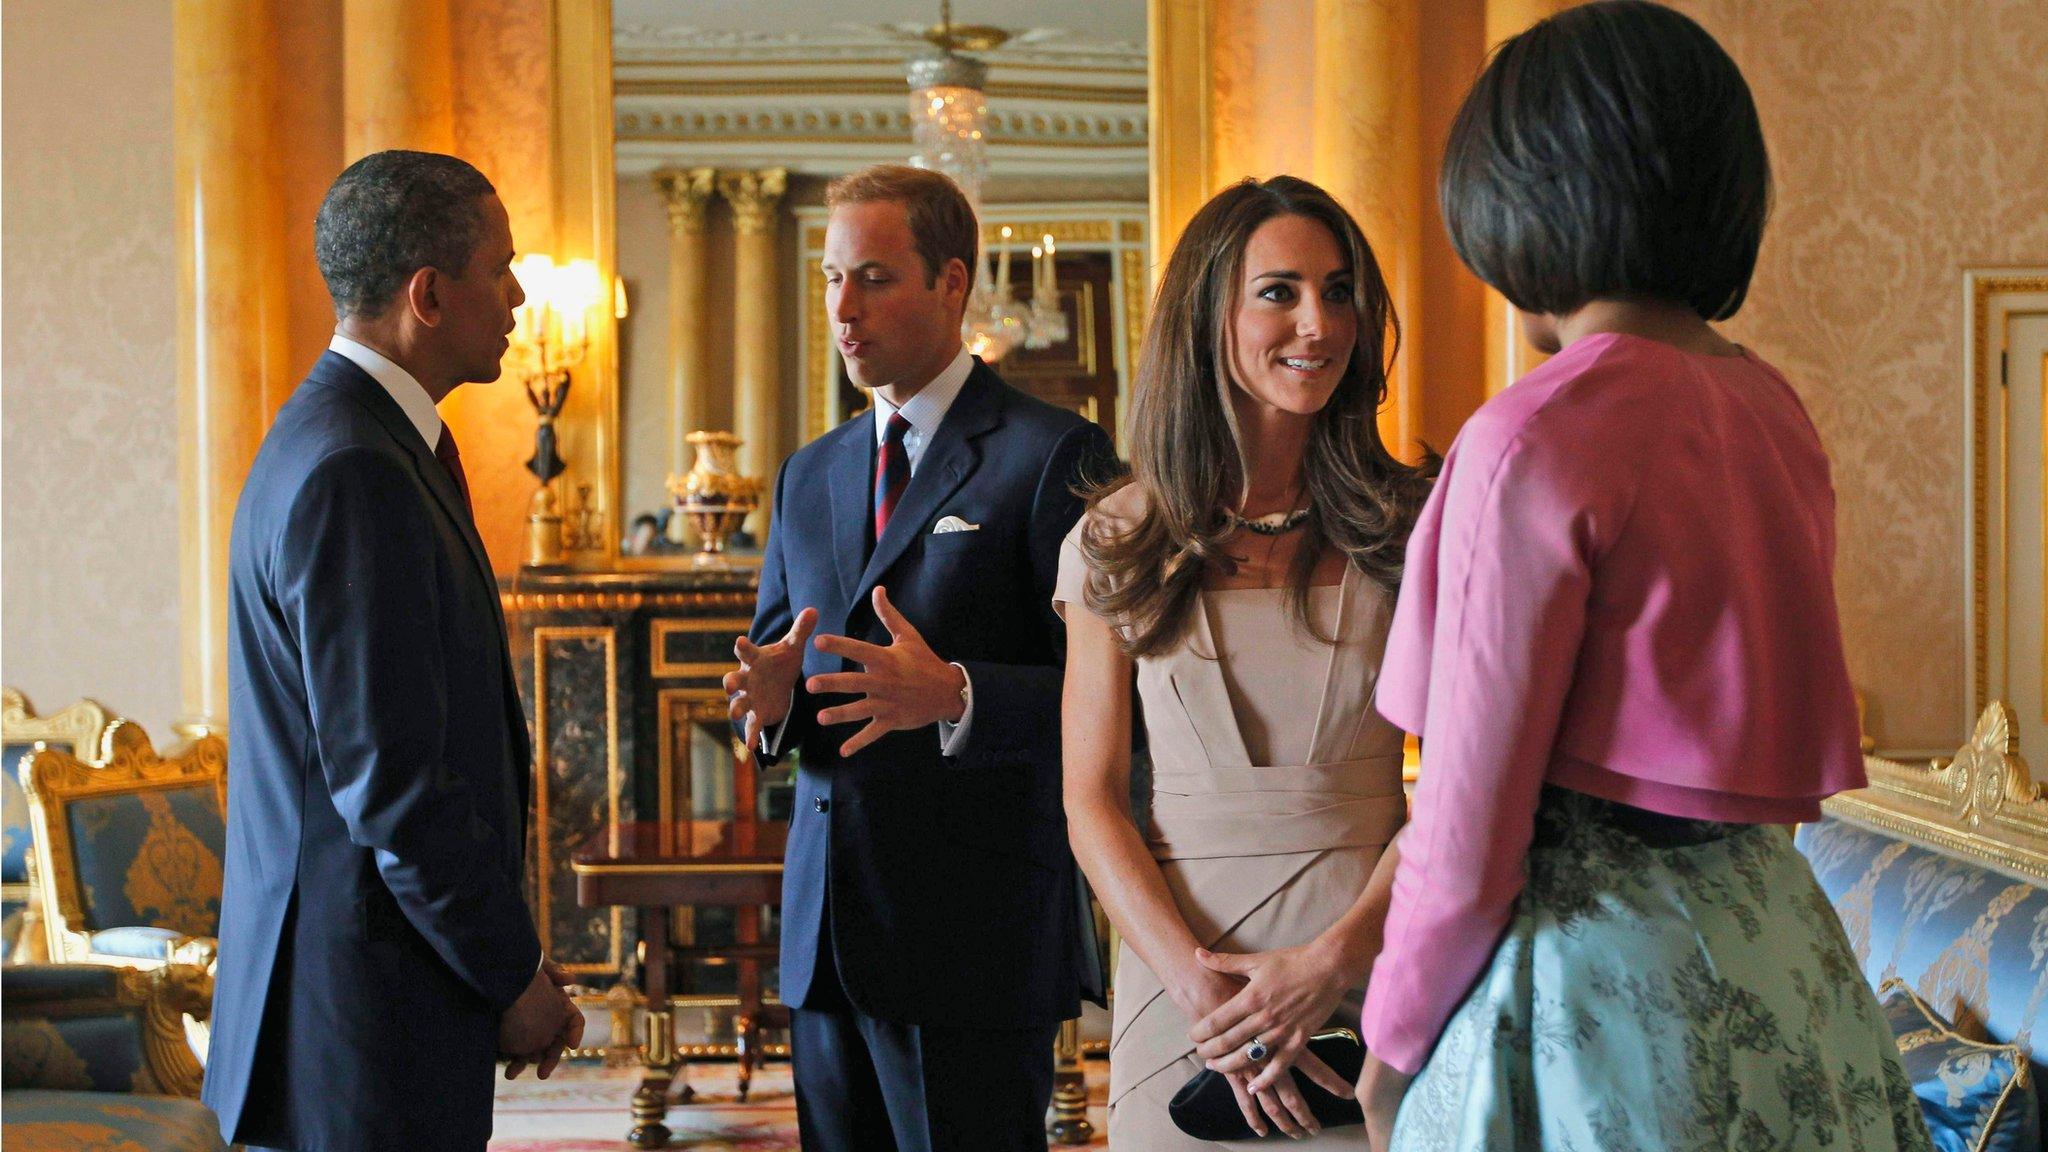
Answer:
[629,906,675,1149]
[1048,1018,1093,1145]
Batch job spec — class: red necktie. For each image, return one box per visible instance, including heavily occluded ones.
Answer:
[873,413,912,543]
[435,426,474,518]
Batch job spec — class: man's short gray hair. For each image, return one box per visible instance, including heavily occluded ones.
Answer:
[314,150,497,319]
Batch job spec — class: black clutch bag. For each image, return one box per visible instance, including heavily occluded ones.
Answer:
[1167,1028,1366,1141]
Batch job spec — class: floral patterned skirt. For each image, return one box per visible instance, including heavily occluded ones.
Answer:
[1390,787,1934,1152]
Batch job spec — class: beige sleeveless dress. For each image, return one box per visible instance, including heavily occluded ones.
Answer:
[1054,523,1407,1149]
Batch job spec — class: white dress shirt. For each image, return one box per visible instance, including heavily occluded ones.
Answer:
[763,345,979,759]
[329,333,443,452]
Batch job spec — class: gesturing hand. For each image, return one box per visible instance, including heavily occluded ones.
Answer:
[724,607,819,750]
[807,587,967,758]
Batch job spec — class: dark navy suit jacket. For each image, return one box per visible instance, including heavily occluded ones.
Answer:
[204,353,540,1151]
[751,360,1113,1030]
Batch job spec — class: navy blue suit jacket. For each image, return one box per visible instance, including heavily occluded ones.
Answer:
[204,353,540,1151]
[751,361,1113,1030]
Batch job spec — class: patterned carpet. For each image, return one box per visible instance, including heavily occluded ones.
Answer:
[489,1059,1111,1150]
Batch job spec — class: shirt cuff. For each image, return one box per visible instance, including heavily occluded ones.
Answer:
[937,662,973,757]
[759,713,790,758]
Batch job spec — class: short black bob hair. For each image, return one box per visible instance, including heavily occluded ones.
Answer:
[1440,0,1770,322]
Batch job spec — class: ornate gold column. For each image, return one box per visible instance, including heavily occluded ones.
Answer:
[1148,0,1215,276]
[175,0,294,729]
[1482,0,1567,395]
[342,0,455,157]
[716,168,787,532]
[655,168,716,482]
[1313,0,1425,455]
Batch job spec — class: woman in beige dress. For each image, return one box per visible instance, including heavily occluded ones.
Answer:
[1060,177,1434,1146]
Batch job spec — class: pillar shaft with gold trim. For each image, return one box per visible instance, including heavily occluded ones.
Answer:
[1147,0,1214,277]
[718,168,787,533]
[343,0,455,157]
[1313,0,1425,457]
[656,168,716,476]
[175,0,295,728]
[1482,0,1568,394]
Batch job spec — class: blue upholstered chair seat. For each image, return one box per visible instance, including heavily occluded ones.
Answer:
[3,963,218,1150]
[86,925,185,963]
[1,1089,226,1152]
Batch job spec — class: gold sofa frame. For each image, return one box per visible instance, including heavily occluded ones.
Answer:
[3,687,117,962]
[19,719,227,971]
[1,961,212,1098]
[1825,701,2047,881]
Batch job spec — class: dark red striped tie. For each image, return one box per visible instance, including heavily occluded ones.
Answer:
[434,426,474,518]
[873,412,911,542]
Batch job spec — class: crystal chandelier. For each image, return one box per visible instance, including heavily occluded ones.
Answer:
[906,2,1070,362]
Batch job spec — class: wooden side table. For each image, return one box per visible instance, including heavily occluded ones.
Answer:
[571,818,787,1150]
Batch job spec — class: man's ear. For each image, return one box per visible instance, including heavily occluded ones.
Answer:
[403,266,442,328]
[942,256,971,304]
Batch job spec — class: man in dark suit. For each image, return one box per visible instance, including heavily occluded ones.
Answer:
[204,151,582,1152]
[725,164,1114,1152]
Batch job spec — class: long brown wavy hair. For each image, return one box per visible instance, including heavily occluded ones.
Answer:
[1080,176,1435,658]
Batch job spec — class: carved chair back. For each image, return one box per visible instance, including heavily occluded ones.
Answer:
[3,688,116,959]
[19,721,227,965]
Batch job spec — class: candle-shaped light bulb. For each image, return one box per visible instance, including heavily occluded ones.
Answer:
[1043,235,1058,298]
[996,226,1013,296]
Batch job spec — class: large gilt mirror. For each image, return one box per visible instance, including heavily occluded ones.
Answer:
[545,0,1147,572]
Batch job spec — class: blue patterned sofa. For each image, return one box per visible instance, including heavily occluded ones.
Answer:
[2,961,222,1151]
[1797,702,2046,1140]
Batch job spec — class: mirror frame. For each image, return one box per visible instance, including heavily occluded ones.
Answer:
[550,0,1167,571]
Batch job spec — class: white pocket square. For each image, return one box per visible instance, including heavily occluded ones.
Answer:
[931,516,981,535]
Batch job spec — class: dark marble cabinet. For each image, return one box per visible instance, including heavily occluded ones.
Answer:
[501,565,781,995]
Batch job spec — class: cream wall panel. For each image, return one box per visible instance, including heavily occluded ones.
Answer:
[1672,0,2048,752]
[2,0,181,735]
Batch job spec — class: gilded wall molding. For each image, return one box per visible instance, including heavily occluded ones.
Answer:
[1964,272,2048,736]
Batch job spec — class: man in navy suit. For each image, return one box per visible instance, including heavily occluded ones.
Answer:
[205,151,583,1151]
[725,165,1114,1151]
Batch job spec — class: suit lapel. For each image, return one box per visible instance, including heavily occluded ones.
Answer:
[311,353,500,598]
[828,420,876,604]
[850,367,1003,606]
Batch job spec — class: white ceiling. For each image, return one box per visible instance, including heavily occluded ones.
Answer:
[612,0,1145,50]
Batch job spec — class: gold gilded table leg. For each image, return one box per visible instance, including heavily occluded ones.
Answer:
[629,1007,675,1149]
[1048,1017,1093,1145]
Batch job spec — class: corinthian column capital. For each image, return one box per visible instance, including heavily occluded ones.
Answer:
[716,168,788,236]
[655,167,716,237]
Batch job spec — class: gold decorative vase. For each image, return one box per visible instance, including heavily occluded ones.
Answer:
[668,431,761,568]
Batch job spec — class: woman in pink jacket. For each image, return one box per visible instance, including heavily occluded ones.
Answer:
[1346,4,1933,1149]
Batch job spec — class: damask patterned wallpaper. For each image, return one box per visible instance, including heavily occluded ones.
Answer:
[1670,0,2048,753]
[3,0,2041,754]
[2,0,182,735]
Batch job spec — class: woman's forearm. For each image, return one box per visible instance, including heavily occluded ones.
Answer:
[1067,790,1211,996]
[1309,825,1405,976]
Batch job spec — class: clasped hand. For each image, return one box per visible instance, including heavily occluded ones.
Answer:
[1184,942,1355,1138]
[726,588,965,759]
[498,958,583,1080]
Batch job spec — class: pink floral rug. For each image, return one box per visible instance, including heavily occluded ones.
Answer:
[489,1059,1109,1150]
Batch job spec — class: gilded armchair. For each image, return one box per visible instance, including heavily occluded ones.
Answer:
[3,687,117,964]
[1,961,222,1151]
[18,719,226,979]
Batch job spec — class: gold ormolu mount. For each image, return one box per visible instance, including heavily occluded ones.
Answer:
[668,431,763,567]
